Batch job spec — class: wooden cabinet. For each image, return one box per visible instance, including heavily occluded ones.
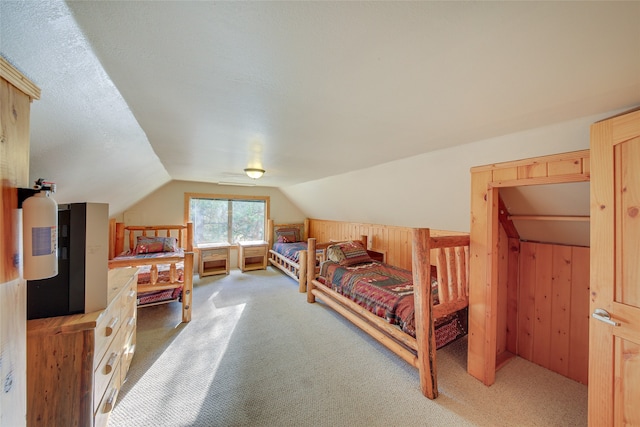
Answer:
[237,240,268,272]
[27,267,138,427]
[198,243,231,276]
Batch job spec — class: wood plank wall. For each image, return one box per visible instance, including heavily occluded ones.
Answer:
[515,241,590,384]
[1,57,40,427]
[308,219,414,270]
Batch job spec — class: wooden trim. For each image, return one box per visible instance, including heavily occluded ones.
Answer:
[470,149,590,173]
[490,175,590,188]
[0,56,40,100]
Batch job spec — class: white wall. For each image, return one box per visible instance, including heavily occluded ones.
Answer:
[115,181,306,269]
[281,109,628,232]
[114,180,305,226]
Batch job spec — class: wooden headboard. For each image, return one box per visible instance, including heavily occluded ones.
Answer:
[267,218,309,248]
[108,218,193,259]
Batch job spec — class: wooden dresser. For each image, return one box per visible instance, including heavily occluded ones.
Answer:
[26,267,138,427]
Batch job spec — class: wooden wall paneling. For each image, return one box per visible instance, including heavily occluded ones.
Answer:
[569,246,590,385]
[515,242,590,383]
[548,158,583,176]
[495,226,509,359]
[550,245,572,377]
[0,57,39,427]
[518,162,547,179]
[532,243,553,369]
[518,242,536,361]
[505,237,520,356]
[308,219,417,271]
[492,166,517,182]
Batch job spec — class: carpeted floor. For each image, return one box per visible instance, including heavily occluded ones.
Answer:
[108,268,587,427]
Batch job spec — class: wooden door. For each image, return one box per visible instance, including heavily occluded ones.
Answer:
[589,107,640,426]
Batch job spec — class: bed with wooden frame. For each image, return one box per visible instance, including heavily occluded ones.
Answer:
[267,219,326,293]
[306,228,469,399]
[108,221,194,323]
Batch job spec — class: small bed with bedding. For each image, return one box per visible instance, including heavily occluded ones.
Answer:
[267,219,326,292]
[306,228,469,399]
[108,222,195,323]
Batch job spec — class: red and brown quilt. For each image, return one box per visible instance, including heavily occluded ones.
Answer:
[318,260,467,349]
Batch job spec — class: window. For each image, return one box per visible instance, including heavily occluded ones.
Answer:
[186,193,269,245]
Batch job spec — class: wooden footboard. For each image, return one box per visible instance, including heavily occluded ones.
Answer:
[268,249,308,293]
[306,228,470,399]
[108,252,193,323]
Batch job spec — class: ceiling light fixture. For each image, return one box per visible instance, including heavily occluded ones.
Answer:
[244,168,265,179]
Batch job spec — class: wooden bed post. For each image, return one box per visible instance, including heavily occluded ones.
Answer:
[303,218,310,240]
[267,219,274,248]
[412,228,437,399]
[307,238,316,303]
[185,222,194,251]
[182,251,194,323]
[115,222,125,254]
[298,250,308,293]
[108,218,117,260]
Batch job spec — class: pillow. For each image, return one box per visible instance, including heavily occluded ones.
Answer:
[275,227,301,243]
[326,240,373,266]
[277,234,296,243]
[135,236,179,254]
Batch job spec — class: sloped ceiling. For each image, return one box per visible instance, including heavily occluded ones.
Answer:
[1,1,639,216]
[501,183,590,247]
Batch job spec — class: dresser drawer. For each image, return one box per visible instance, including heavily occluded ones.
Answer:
[243,246,266,257]
[121,328,136,385]
[94,330,123,414]
[202,251,227,262]
[94,368,121,427]
[95,301,123,361]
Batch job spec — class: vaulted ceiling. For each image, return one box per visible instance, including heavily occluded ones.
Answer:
[1,1,639,215]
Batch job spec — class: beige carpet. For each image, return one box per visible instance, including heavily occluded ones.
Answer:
[108,268,587,427]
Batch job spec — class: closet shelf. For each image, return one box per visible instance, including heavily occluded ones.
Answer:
[507,215,590,222]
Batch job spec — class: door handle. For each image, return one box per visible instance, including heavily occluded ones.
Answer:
[592,308,620,326]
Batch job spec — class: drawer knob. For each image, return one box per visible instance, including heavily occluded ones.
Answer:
[102,387,118,413]
[104,351,119,374]
[105,316,119,336]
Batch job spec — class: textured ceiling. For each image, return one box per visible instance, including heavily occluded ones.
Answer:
[1,1,640,214]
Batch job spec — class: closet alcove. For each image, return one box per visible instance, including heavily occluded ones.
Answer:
[467,150,591,386]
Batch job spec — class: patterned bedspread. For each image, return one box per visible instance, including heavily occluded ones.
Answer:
[272,242,308,262]
[112,248,185,260]
[113,250,185,305]
[318,260,467,349]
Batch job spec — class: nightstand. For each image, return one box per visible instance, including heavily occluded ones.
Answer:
[237,240,268,272]
[198,243,231,277]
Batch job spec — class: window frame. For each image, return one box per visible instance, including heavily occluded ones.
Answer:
[184,192,270,247]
